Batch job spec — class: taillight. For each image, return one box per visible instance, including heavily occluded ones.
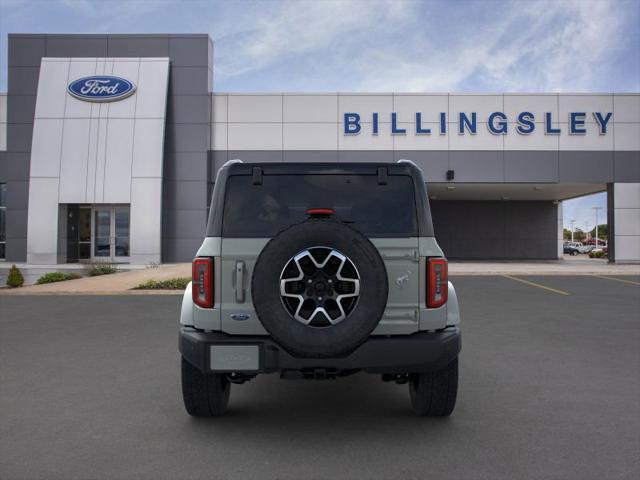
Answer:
[427,258,448,308]
[192,257,214,308]
[306,208,335,216]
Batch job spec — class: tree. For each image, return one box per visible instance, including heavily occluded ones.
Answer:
[573,228,586,242]
[563,228,572,240]
[589,224,608,240]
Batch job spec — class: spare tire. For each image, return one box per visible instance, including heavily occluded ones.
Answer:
[252,219,388,358]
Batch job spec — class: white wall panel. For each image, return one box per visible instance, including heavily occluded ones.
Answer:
[393,95,448,123]
[93,118,109,201]
[614,183,640,208]
[283,123,337,150]
[103,119,134,203]
[212,94,228,123]
[228,95,282,123]
[85,118,100,202]
[26,177,60,264]
[213,93,636,154]
[27,56,168,264]
[30,119,64,177]
[35,59,70,118]
[613,94,640,123]
[339,95,393,123]
[504,128,559,150]
[132,119,165,177]
[228,123,283,150]
[615,209,640,236]
[130,177,162,262]
[135,60,170,118]
[338,122,393,150]
[105,60,139,118]
[614,123,640,151]
[558,95,613,123]
[504,94,558,121]
[450,95,502,120]
[393,123,448,150]
[448,124,504,150]
[283,95,338,123]
[613,183,640,263]
[211,123,227,150]
[615,236,640,262]
[559,123,614,150]
[58,119,91,203]
[66,60,97,118]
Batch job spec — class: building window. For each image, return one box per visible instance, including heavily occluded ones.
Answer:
[0,183,6,259]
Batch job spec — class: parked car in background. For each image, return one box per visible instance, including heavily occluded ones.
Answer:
[564,242,584,255]
[564,243,581,256]
[584,238,607,246]
[578,244,595,254]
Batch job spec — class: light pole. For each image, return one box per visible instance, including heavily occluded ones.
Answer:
[592,206,603,248]
[570,219,576,242]
[584,221,590,243]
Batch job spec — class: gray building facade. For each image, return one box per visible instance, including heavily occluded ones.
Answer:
[0,34,638,264]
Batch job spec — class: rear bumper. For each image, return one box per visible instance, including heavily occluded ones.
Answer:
[179,327,461,375]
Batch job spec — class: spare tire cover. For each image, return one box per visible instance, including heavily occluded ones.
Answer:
[252,219,388,358]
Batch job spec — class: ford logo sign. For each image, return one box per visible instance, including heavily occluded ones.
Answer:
[230,313,251,321]
[67,76,136,102]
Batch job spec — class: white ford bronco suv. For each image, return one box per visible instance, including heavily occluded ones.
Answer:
[179,160,461,417]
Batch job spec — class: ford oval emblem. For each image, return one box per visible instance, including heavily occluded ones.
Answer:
[67,76,136,102]
[230,313,251,321]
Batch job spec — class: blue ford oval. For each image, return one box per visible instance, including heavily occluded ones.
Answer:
[67,76,136,102]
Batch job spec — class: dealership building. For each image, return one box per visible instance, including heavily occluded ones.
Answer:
[0,33,638,264]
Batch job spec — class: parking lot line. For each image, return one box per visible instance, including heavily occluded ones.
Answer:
[593,275,640,286]
[502,275,571,296]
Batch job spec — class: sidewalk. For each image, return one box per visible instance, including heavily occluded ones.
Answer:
[449,257,640,276]
[0,264,190,295]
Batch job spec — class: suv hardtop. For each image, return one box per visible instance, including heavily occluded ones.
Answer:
[180,160,461,416]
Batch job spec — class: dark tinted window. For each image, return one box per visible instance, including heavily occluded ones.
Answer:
[222,174,418,237]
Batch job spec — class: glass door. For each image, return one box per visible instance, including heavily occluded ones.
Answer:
[113,207,130,259]
[92,206,130,263]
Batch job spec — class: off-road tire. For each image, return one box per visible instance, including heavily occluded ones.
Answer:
[409,357,458,416]
[252,219,388,358]
[181,357,230,417]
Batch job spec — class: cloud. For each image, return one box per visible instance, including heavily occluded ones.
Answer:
[212,0,638,92]
[212,0,410,80]
[0,0,637,92]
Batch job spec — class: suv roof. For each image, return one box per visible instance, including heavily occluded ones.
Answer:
[206,162,434,238]
[218,161,423,176]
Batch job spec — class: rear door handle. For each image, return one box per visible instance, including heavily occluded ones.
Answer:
[235,261,245,303]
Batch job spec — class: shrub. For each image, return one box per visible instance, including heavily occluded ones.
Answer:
[84,262,118,276]
[6,265,24,288]
[589,250,606,259]
[133,277,191,290]
[36,272,82,284]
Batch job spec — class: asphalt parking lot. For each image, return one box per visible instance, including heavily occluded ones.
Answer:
[1,275,639,480]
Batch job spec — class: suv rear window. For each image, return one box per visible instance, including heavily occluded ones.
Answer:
[222,174,418,237]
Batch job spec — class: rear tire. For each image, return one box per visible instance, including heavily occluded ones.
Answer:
[409,357,458,416]
[181,357,230,417]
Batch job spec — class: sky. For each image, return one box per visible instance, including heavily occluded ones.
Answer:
[1,0,638,230]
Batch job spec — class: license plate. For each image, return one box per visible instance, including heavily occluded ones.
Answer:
[210,345,259,371]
